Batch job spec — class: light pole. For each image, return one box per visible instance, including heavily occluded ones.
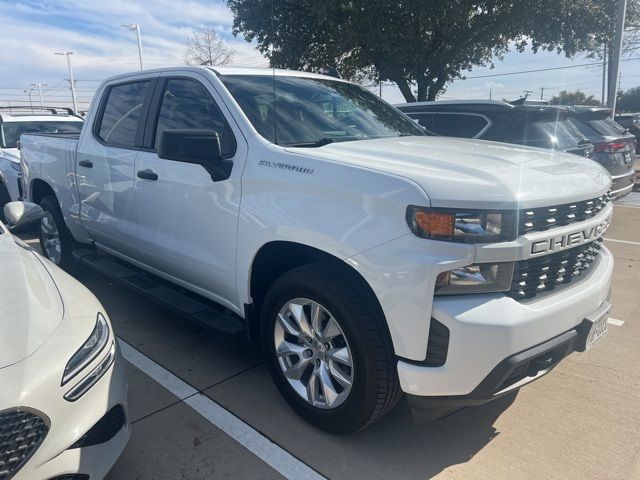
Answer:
[122,24,144,70]
[539,87,547,101]
[608,0,627,116]
[30,83,47,108]
[54,51,78,113]
[23,89,33,108]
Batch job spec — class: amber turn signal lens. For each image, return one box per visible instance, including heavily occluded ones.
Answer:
[413,211,454,239]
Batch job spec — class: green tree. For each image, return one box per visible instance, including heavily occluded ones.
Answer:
[228,0,615,102]
[617,87,640,112]
[549,90,601,106]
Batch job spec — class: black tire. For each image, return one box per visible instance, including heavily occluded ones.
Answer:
[38,195,75,268]
[0,181,10,224]
[261,262,401,434]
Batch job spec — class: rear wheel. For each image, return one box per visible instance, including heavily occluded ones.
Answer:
[261,262,401,434]
[38,196,74,268]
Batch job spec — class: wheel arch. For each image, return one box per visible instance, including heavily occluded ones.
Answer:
[30,178,57,205]
[247,241,390,346]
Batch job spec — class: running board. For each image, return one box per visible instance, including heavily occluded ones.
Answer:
[73,249,246,338]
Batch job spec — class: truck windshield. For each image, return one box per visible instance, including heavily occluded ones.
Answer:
[219,75,425,146]
[0,121,83,148]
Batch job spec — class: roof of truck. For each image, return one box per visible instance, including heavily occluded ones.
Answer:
[100,65,347,86]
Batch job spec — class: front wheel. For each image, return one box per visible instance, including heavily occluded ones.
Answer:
[261,262,401,434]
[38,196,74,268]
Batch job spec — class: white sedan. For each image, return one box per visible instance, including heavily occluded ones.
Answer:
[0,202,129,479]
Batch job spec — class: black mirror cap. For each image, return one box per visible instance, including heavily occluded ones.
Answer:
[158,129,222,164]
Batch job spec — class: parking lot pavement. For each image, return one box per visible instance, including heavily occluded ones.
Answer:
[17,197,640,480]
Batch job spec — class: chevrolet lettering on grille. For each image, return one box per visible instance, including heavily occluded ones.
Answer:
[530,216,611,255]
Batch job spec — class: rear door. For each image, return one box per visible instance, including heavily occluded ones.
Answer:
[132,73,244,307]
[76,78,155,257]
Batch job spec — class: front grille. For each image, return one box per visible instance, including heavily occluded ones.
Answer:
[508,241,602,300]
[0,409,49,480]
[518,193,609,234]
[70,405,125,449]
[423,319,450,367]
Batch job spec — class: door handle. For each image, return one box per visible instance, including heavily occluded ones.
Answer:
[137,169,158,181]
[78,159,93,168]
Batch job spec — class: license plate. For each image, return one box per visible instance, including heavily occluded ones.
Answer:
[584,305,610,350]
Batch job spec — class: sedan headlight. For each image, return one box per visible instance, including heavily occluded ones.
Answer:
[435,263,514,295]
[406,206,515,243]
[62,313,110,386]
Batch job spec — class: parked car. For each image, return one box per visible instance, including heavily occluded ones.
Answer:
[0,107,83,219]
[0,202,129,479]
[396,100,594,157]
[568,106,635,198]
[614,112,640,151]
[20,67,613,433]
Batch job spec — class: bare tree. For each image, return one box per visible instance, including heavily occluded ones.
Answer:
[184,25,234,66]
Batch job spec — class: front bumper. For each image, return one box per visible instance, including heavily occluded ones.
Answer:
[397,245,613,399]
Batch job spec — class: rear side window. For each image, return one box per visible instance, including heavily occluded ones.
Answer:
[97,81,150,147]
[409,113,488,138]
[0,121,83,148]
[153,78,235,157]
[523,120,584,149]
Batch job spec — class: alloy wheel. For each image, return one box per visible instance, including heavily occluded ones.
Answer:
[274,298,354,409]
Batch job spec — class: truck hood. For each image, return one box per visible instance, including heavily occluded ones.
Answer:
[0,230,63,369]
[292,136,611,209]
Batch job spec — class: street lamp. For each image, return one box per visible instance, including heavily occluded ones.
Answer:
[54,51,78,113]
[23,89,33,108]
[122,24,144,70]
[30,83,47,108]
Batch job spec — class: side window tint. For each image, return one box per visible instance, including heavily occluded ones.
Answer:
[97,81,150,147]
[409,113,437,133]
[433,114,488,138]
[154,79,235,157]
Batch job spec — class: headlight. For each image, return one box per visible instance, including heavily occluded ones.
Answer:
[406,206,515,243]
[62,313,110,386]
[435,263,514,295]
[9,161,21,173]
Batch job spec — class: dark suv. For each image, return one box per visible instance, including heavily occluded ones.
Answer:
[396,100,594,158]
[569,106,635,198]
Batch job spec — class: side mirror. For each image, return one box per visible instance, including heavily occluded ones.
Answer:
[158,129,222,165]
[3,201,43,229]
[158,129,232,182]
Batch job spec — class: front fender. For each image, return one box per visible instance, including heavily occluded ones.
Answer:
[235,147,430,313]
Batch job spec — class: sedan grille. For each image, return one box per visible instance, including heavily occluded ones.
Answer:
[518,193,610,235]
[509,241,602,300]
[0,409,49,480]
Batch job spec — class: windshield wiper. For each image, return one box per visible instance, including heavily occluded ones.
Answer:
[284,137,337,148]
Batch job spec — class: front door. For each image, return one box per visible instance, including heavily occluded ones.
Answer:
[133,75,243,309]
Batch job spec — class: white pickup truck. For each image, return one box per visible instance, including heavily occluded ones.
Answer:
[20,66,614,433]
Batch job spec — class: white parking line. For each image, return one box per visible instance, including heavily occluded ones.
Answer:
[604,238,640,246]
[118,339,327,480]
[608,318,626,327]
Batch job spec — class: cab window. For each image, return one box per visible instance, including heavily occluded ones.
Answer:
[97,81,150,147]
[152,78,236,158]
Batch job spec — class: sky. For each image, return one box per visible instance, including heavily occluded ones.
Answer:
[1,0,639,110]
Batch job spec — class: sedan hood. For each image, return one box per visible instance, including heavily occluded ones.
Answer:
[292,136,611,209]
[0,230,63,368]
